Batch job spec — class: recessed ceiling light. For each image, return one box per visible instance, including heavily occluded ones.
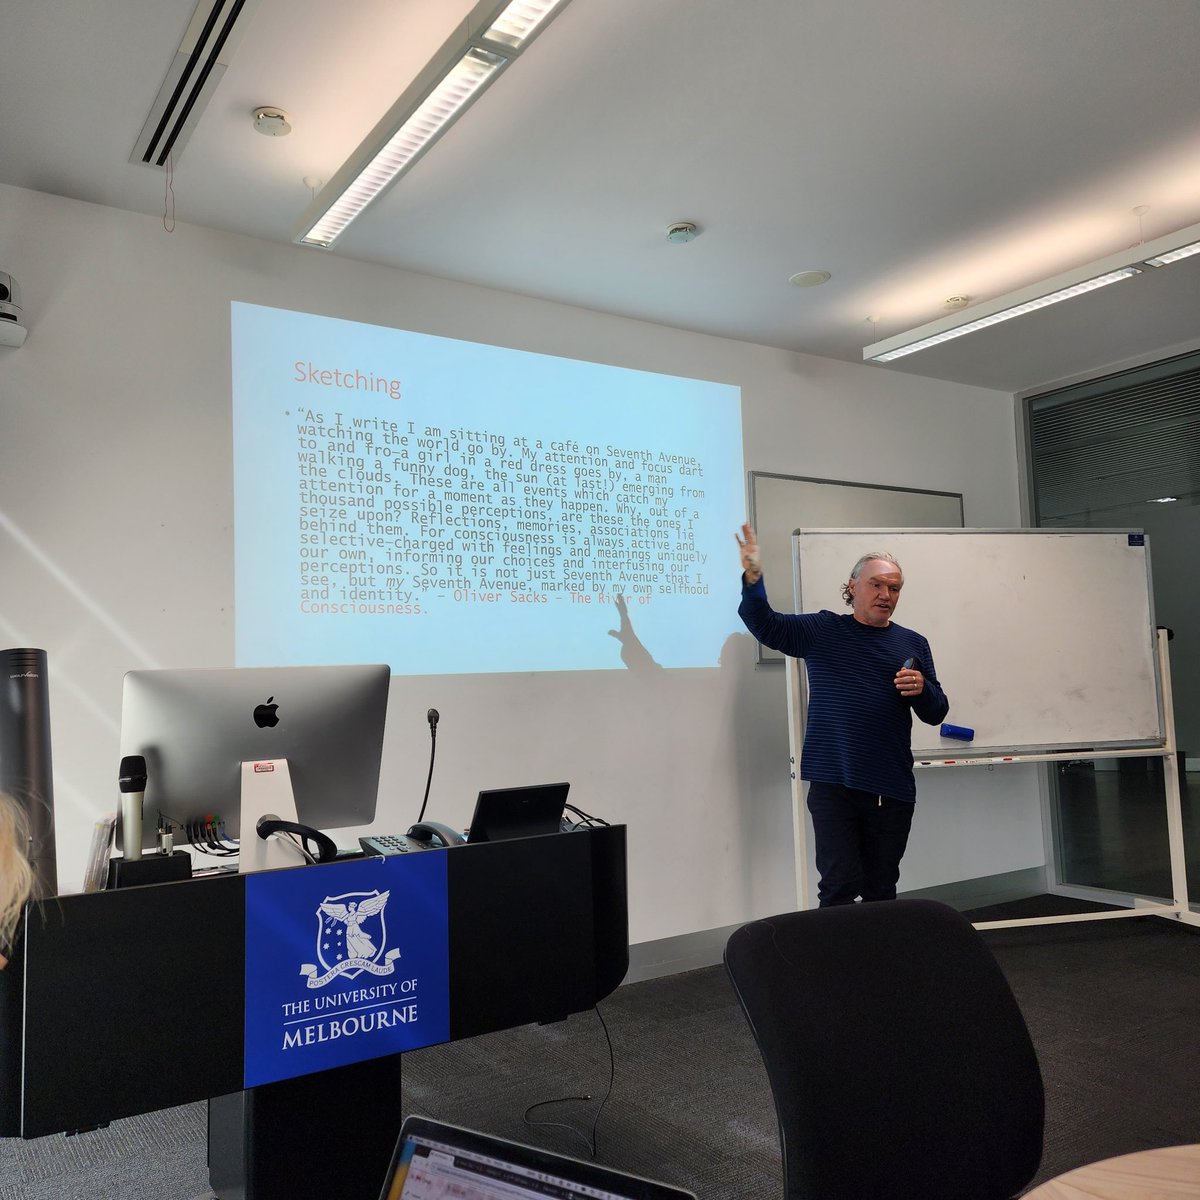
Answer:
[789,270,831,288]
[253,106,292,136]
[1148,496,1178,503]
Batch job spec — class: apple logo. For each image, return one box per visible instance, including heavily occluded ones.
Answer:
[253,696,280,729]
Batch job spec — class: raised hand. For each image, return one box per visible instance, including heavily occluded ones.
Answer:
[736,523,762,584]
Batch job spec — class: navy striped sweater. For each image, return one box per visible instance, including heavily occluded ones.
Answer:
[739,576,949,803]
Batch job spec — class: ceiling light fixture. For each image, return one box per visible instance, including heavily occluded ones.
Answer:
[292,0,574,249]
[789,270,831,287]
[1143,239,1200,267]
[864,219,1200,364]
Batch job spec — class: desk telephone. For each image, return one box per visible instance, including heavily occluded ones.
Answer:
[360,821,465,856]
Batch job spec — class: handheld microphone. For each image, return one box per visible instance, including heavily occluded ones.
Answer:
[119,754,147,862]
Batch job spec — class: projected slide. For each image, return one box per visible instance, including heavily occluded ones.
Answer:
[232,302,744,674]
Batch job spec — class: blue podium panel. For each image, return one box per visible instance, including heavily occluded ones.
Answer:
[244,853,449,1088]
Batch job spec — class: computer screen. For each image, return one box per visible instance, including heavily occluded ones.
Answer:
[380,1116,697,1199]
[465,782,570,843]
[118,663,390,852]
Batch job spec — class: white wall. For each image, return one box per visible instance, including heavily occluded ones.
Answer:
[0,183,1043,942]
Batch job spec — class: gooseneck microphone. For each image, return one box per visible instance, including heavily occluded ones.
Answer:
[119,755,148,862]
[416,709,440,824]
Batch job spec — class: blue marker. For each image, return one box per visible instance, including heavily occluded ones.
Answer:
[941,723,975,742]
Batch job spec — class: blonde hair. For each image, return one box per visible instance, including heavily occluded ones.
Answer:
[0,793,34,956]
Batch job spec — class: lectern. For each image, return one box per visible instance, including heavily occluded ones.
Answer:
[0,826,628,1199]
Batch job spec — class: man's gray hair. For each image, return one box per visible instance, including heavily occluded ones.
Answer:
[841,552,902,606]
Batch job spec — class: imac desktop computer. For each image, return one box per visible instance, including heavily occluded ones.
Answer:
[118,664,390,868]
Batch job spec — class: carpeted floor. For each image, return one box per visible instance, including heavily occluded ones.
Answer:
[967,896,1200,1188]
[397,898,1200,1197]
[1,897,1197,1198]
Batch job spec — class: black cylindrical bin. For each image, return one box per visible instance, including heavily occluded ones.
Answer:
[0,648,58,897]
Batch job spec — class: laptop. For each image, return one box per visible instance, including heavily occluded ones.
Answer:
[465,781,571,843]
[379,1116,697,1199]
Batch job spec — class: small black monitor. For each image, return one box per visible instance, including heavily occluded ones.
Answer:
[118,664,390,851]
[465,782,570,843]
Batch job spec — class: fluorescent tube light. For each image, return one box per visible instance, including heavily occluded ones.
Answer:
[300,49,505,248]
[1143,239,1200,267]
[484,0,566,48]
[865,219,1200,364]
[871,268,1140,363]
[294,0,573,249]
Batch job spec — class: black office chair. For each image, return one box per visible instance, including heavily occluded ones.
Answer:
[724,899,1043,1200]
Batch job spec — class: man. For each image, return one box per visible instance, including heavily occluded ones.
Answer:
[736,524,948,906]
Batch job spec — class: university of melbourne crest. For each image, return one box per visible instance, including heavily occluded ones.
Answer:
[244,855,449,1087]
[300,888,401,988]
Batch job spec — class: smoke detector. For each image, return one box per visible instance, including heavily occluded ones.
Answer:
[944,294,970,310]
[253,107,292,136]
[666,222,699,243]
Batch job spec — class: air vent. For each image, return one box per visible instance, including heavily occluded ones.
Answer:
[130,0,259,167]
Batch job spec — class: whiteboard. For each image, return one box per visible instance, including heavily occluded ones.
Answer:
[794,529,1164,757]
[748,473,963,664]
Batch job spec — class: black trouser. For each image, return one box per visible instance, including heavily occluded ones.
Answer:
[806,782,915,907]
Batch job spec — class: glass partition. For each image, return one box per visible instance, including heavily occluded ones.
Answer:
[1027,350,1200,900]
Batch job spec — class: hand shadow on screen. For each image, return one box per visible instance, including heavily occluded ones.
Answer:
[607,594,663,673]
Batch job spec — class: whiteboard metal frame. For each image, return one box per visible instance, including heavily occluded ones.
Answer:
[971,630,1194,930]
[781,527,1193,929]
[786,628,1194,929]
[791,527,1165,757]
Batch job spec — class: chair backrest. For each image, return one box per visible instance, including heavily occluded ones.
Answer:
[724,899,1043,1200]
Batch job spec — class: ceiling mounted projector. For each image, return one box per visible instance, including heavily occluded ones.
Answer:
[0,272,27,347]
